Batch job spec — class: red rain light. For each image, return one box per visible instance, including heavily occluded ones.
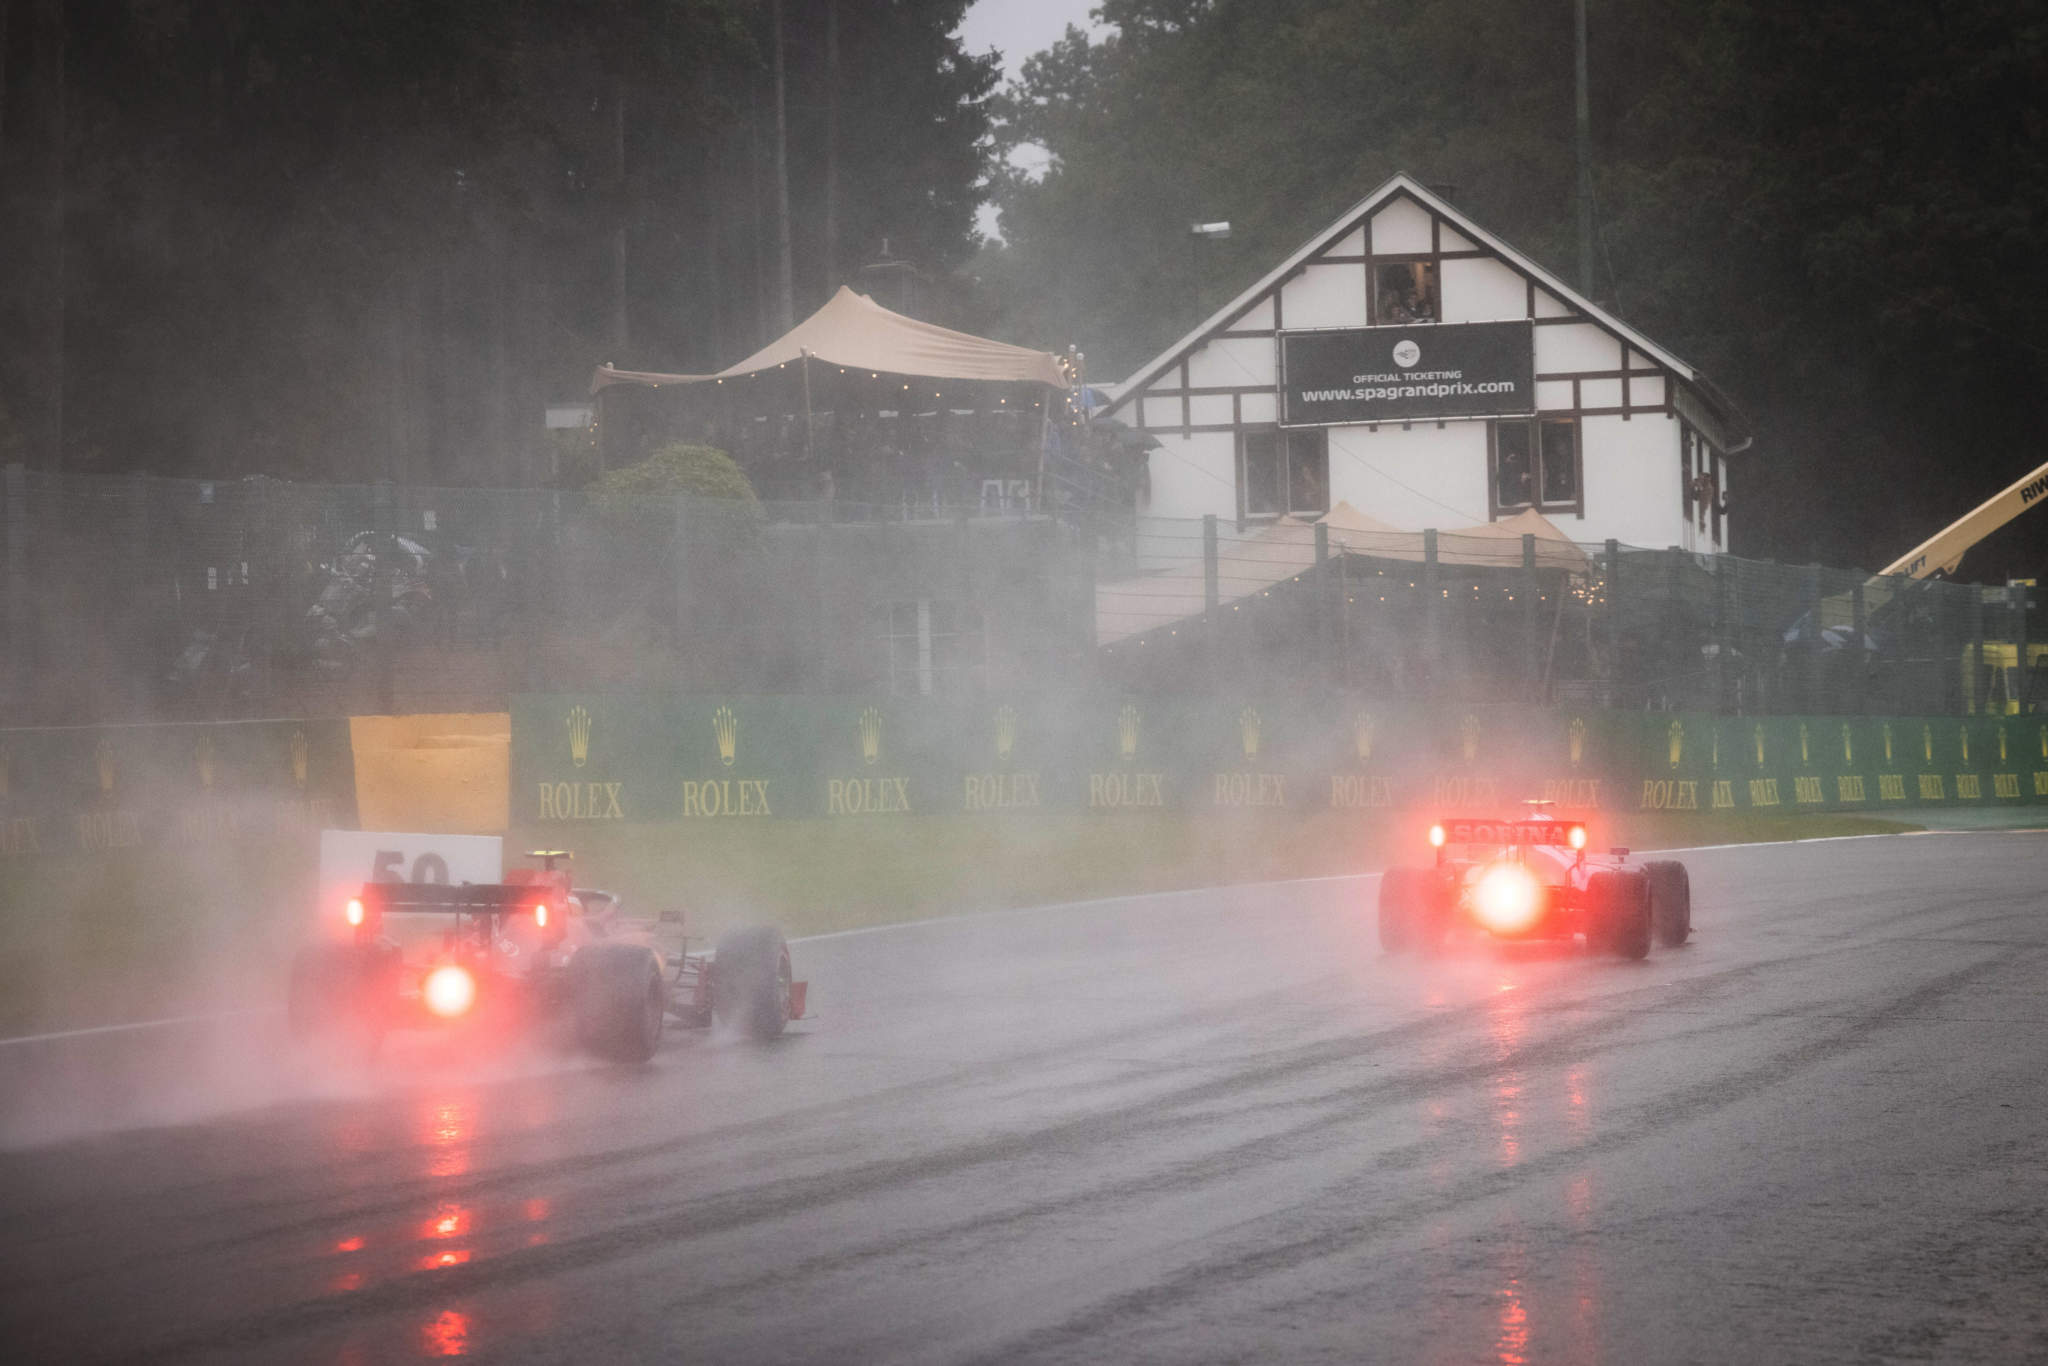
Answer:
[345,897,365,927]
[423,965,477,1018]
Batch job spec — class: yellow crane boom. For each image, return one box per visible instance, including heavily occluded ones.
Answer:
[1882,459,2048,579]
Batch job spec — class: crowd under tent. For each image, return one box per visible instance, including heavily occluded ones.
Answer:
[590,288,1107,515]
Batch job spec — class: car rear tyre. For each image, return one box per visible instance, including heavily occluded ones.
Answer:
[1589,868,1652,961]
[573,943,668,1063]
[1644,860,1692,948]
[712,927,793,1040]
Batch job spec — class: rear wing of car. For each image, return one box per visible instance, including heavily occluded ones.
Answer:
[348,881,563,941]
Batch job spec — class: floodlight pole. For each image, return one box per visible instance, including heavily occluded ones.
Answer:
[1575,0,1595,295]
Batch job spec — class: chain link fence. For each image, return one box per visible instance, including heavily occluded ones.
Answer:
[2,466,2035,725]
[0,467,1092,725]
[1096,513,2039,717]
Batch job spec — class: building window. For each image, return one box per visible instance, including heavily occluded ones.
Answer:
[1374,260,1439,324]
[1240,428,1328,519]
[882,599,985,696]
[1490,417,1580,517]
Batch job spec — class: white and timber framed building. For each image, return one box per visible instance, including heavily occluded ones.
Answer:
[1100,174,1750,553]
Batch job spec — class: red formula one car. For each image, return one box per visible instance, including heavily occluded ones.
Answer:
[1377,808,1691,960]
[289,850,806,1061]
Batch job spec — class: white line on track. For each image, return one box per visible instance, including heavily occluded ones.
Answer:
[8,826,2039,1047]
[0,1007,275,1049]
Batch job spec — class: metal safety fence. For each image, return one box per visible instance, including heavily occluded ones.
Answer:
[1,466,2036,726]
[1096,513,2039,717]
[0,466,1091,725]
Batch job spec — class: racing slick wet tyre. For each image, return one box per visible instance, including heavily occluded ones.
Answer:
[1378,867,1426,953]
[1589,868,1652,961]
[712,927,793,1040]
[572,943,669,1063]
[1644,860,1692,948]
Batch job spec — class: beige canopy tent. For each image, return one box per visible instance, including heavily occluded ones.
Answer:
[1096,502,1592,645]
[591,286,1067,393]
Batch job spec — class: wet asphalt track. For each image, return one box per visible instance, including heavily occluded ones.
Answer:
[3,831,2048,1365]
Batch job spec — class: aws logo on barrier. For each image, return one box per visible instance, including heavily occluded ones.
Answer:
[1331,711,1393,809]
[963,705,1040,812]
[682,706,772,818]
[826,707,910,815]
[1214,706,1285,808]
[537,704,626,820]
[1090,704,1164,808]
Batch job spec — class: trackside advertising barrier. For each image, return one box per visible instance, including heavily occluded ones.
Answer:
[512,695,2048,823]
[0,718,356,861]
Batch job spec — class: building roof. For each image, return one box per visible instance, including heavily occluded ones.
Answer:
[1103,173,1748,449]
[592,286,1067,393]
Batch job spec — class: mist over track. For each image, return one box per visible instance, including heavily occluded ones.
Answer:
[3,833,2046,1364]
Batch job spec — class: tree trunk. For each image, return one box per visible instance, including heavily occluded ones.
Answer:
[31,0,64,469]
[823,0,839,290]
[770,0,794,332]
[610,73,630,354]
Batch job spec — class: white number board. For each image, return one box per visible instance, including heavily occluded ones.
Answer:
[318,829,504,918]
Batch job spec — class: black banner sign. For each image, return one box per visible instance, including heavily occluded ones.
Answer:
[1280,321,1535,425]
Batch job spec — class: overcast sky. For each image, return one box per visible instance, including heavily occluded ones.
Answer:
[957,0,1110,238]
[957,0,1108,81]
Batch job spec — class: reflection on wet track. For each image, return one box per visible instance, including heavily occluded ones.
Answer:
[5,833,2048,1363]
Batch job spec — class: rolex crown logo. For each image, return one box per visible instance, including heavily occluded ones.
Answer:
[1354,712,1376,763]
[1883,722,1894,764]
[1240,706,1261,761]
[714,705,738,768]
[1667,719,1684,768]
[290,730,309,789]
[1842,722,1854,765]
[1753,724,1766,768]
[994,705,1017,763]
[1798,722,1810,765]
[567,705,592,768]
[1959,727,1970,764]
[1568,717,1586,766]
[95,737,116,795]
[1922,724,1933,763]
[1118,704,1140,761]
[1998,727,2007,763]
[196,735,216,790]
[1711,727,1721,770]
[859,706,883,765]
[1460,714,1480,762]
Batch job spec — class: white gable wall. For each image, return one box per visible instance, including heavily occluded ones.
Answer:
[1107,182,1738,555]
[1581,415,1684,550]
[1326,423,1492,527]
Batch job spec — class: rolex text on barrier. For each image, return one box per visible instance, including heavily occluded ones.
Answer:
[509,696,2048,825]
